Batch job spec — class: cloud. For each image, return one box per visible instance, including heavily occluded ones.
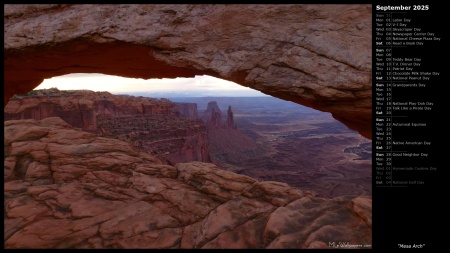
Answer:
[35,73,267,97]
[52,73,107,78]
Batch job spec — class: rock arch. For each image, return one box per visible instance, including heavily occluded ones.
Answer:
[4,4,372,139]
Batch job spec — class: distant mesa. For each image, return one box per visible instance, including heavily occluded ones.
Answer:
[202,101,237,129]
[208,109,222,128]
[200,101,262,174]
[4,88,210,165]
[4,4,372,138]
[3,4,374,248]
[175,103,200,120]
[203,101,222,129]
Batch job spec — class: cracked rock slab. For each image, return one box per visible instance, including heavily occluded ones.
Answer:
[4,118,371,249]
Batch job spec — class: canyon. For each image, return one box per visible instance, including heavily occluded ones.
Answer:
[4,90,371,248]
[4,4,372,138]
[5,91,371,198]
[5,89,209,165]
[174,97,372,198]
[4,4,373,249]
[4,117,372,248]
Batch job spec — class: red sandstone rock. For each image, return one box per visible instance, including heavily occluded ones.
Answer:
[203,101,223,128]
[4,89,183,130]
[4,89,210,165]
[200,101,265,173]
[4,118,371,249]
[264,196,372,248]
[174,103,200,120]
[3,4,372,139]
[225,105,237,129]
[202,102,222,118]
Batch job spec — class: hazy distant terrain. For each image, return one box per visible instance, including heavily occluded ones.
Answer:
[6,89,370,198]
[171,96,372,198]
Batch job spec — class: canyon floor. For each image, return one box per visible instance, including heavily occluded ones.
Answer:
[4,93,372,248]
[171,96,372,198]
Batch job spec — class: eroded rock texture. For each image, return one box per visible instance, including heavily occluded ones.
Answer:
[225,106,237,129]
[202,101,221,128]
[4,89,210,165]
[4,117,371,249]
[4,4,372,138]
[4,89,178,131]
[175,103,200,120]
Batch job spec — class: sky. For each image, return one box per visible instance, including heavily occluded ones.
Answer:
[35,73,268,97]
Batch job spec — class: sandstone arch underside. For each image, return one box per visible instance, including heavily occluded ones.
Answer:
[4,4,372,139]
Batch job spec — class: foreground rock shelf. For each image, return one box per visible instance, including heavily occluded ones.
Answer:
[4,117,371,249]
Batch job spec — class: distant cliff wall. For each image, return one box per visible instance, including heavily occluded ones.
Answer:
[4,90,209,164]
[4,4,372,138]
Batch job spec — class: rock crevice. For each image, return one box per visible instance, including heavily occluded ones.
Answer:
[4,117,371,248]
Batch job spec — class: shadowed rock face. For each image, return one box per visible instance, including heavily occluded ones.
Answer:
[226,106,237,129]
[4,117,371,249]
[202,101,264,173]
[4,89,210,165]
[3,4,372,139]
[4,89,178,131]
[174,103,200,120]
[203,102,222,128]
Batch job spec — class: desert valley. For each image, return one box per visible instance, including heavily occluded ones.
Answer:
[173,96,371,198]
[4,4,372,249]
[4,89,372,248]
[5,89,371,199]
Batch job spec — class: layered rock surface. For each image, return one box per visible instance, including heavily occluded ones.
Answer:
[174,103,200,120]
[4,117,371,249]
[202,101,222,128]
[97,114,210,165]
[4,4,372,138]
[4,89,210,165]
[5,88,192,128]
[202,101,266,172]
[226,105,237,129]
